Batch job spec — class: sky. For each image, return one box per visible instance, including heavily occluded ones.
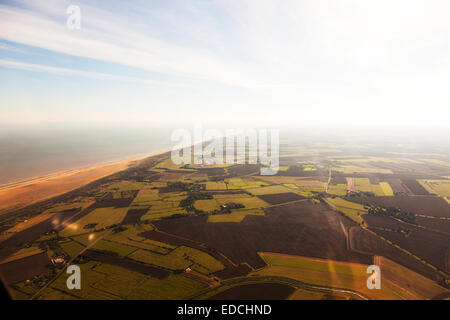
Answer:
[0,0,449,127]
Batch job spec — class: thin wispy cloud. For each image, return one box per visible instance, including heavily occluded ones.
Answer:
[0,0,449,125]
[0,59,183,87]
[0,1,258,87]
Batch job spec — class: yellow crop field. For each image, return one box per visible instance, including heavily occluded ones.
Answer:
[327,184,347,196]
[353,178,392,196]
[71,230,110,246]
[4,213,54,235]
[141,209,187,221]
[213,193,247,199]
[253,176,306,185]
[294,180,325,187]
[354,178,372,193]
[213,194,268,209]
[129,246,224,274]
[59,239,85,258]
[139,192,187,217]
[207,209,265,223]
[0,246,43,264]
[255,253,415,300]
[105,225,174,254]
[375,256,448,299]
[324,197,366,224]
[132,189,160,204]
[418,180,450,198]
[379,182,394,196]
[91,239,138,257]
[60,207,128,237]
[42,261,206,300]
[194,199,220,212]
[205,181,227,190]
[225,178,268,190]
[248,185,294,195]
[333,165,393,174]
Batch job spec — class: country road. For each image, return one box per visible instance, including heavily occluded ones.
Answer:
[190,275,369,300]
[325,167,332,193]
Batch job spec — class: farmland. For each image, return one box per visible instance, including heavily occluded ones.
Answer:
[0,141,449,300]
[323,197,366,224]
[254,253,405,300]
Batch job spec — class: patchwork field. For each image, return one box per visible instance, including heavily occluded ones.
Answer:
[418,180,450,203]
[60,207,128,237]
[323,197,366,224]
[1,145,449,300]
[153,201,372,270]
[38,261,205,300]
[254,253,403,300]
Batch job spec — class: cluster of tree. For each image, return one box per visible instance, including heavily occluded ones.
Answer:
[167,181,205,192]
[179,192,213,213]
[113,225,127,233]
[396,227,411,237]
[347,191,376,197]
[83,223,98,229]
[367,206,416,224]
[215,202,245,214]
[161,213,185,220]
[209,176,227,182]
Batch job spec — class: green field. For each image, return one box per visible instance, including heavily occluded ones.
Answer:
[0,246,43,264]
[323,197,366,224]
[205,181,227,190]
[60,207,128,237]
[194,199,220,212]
[353,178,393,196]
[105,225,174,254]
[254,253,407,300]
[225,178,268,190]
[418,179,450,202]
[40,261,206,300]
[379,182,394,196]
[128,246,224,275]
[248,185,295,195]
[59,239,85,258]
[91,239,138,257]
[327,184,347,196]
[207,209,265,223]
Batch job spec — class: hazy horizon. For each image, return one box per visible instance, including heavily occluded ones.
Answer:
[0,0,449,183]
[1,123,449,185]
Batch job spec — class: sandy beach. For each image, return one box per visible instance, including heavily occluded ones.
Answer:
[0,149,169,215]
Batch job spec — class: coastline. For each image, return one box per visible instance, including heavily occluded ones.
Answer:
[0,148,171,215]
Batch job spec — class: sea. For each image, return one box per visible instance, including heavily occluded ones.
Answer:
[0,123,175,185]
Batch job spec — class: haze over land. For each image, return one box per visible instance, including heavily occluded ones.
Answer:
[0,1,448,184]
